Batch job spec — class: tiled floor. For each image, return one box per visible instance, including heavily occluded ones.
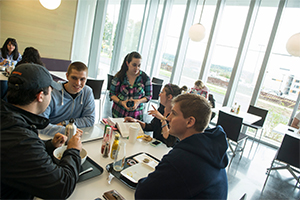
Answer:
[99,94,300,200]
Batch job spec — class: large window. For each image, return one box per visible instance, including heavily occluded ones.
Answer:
[97,0,121,80]
[179,0,217,89]
[207,1,250,106]
[256,3,300,145]
[156,0,187,84]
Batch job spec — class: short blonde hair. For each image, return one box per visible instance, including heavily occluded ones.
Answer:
[172,93,211,132]
[194,80,205,89]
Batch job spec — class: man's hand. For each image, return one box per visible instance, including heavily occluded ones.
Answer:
[67,132,82,151]
[52,133,67,148]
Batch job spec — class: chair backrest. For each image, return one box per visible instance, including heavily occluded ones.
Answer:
[208,94,215,108]
[217,110,243,142]
[107,74,114,90]
[41,57,71,72]
[152,83,162,100]
[247,105,268,126]
[86,79,104,100]
[152,77,164,85]
[276,134,300,168]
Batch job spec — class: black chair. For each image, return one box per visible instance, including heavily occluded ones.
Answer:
[262,134,300,191]
[243,105,268,150]
[151,77,164,85]
[147,83,162,110]
[217,110,248,166]
[102,74,114,107]
[208,94,216,121]
[86,79,104,122]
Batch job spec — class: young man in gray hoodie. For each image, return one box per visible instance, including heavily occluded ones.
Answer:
[39,61,95,136]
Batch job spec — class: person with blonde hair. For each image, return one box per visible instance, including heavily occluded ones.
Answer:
[190,79,209,98]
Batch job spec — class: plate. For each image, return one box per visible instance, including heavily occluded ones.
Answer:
[121,162,155,183]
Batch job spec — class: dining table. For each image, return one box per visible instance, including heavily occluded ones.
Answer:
[272,123,300,140]
[215,106,262,125]
[39,123,172,200]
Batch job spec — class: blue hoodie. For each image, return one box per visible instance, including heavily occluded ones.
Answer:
[135,125,229,199]
[39,81,95,136]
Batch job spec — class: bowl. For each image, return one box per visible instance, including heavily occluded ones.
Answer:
[53,146,87,165]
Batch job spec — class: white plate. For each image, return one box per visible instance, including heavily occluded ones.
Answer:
[121,163,155,183]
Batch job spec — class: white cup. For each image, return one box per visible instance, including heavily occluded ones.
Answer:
[129,124,139,144]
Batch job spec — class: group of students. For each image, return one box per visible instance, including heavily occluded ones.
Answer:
[1,38,229,199]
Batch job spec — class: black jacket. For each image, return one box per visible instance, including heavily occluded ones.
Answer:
[0,100,81,199]
[143,104,179,147]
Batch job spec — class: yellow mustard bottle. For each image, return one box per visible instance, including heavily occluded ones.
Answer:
[110,133,120,159]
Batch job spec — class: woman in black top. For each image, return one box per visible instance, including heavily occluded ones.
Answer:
[125,83,186,147]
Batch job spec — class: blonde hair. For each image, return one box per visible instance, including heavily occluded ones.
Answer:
[172,93,211,132]
[194,80,205,89]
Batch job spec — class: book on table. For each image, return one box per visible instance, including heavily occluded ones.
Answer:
[107,117,144,138]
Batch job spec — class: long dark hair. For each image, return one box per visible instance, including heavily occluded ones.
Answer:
[165,83,186,97]
[1,38,19,60]
[16,47,44,67]
[115,51,142,82]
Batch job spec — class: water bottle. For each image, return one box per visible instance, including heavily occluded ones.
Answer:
[65,118,77,143]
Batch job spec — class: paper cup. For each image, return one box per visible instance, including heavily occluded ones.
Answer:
[129,124,139,144]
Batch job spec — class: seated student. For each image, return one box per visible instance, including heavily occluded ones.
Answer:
[190,79,209,98]
[0,38,22,66]
[291,111,300,129]
[39,61,95,136]
[16,47,44,67]
[135,93,229,199]
[1,63,82,199]
[125,83,186,147]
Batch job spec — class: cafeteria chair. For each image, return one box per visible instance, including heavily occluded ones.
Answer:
[147,83,163,110]
[151,77,164,85]
[102,74,114,108]
[217,110,248,166]
[262,134,300,192]
[86,79,104,123]
[243,105,268,151]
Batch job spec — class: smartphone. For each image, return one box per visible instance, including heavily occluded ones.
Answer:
[150,140,162,147]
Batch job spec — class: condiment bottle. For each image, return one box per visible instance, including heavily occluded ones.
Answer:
[236,105,241,114]
[65,118,76,143]
[101,126,112,156]
[110,133,120,159]
[231,102,237,113]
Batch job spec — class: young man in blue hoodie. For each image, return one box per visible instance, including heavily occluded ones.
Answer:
[39,61,95,136]
[135,93,229,199]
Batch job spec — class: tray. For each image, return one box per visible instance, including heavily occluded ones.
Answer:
[105,152,160,189]
[78,157,103,182]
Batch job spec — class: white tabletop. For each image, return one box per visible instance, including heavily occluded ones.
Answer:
[272,123,300,140]
[217,106,262,125]
[49,71,67,81]
[0,72,8,81]
[39,124,171,199]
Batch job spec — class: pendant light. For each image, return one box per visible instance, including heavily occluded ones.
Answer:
[189,0,206,42]
[39,0,61,10]
[286,33,300,57]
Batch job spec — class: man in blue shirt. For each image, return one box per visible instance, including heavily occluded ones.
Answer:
[40,61,95,136]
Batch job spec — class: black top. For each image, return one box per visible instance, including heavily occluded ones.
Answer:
[0,100,81,199]
[143,104,179,147]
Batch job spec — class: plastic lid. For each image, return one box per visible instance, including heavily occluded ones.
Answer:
[69,118,75,123]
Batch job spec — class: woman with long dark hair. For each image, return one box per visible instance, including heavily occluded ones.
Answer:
[16,47,44,67]
[0,38,22,66]
[110,51,152,121]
